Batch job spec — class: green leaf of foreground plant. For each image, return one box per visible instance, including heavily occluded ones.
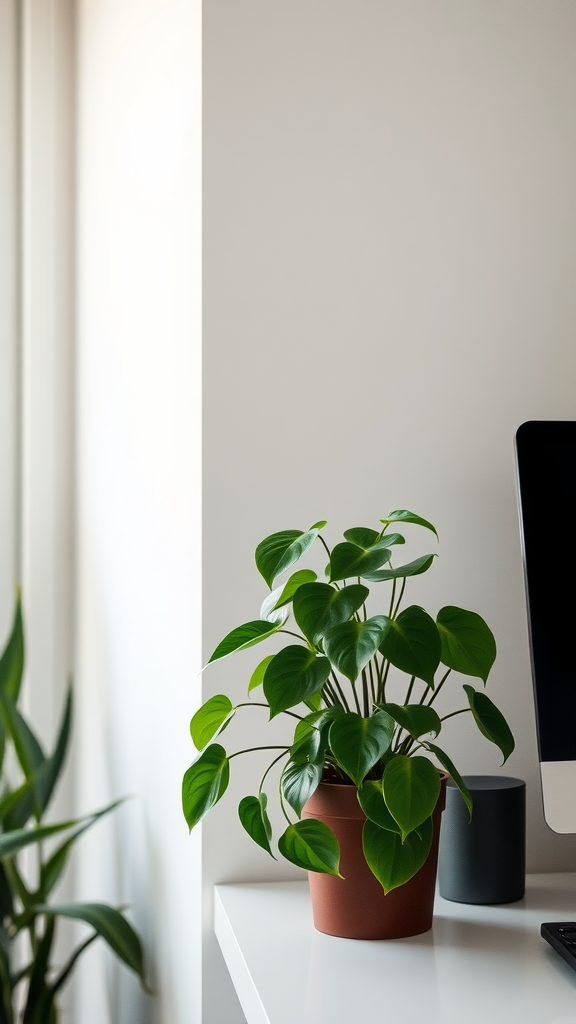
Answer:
[182,744,229,830]
[255,528,321,589]
[208,620,282,664]
[424,742,473,819]
[41,799,126,897]
[22,913,55,1024]
[379,703,441,741]
[363,816,433,894]
[0,592,24,702]
[379,606,440,687]
[362,554,437,583]
[190,695,234,751]
[323,617,386,682]
[278,819,341,876]
[282,760,323,816]
[0,819,80,859]
[0,690,45,779]
[463,685,515,763]
[329,711,394,786]
[380,509,438,538]
[328,541,392,583]
[436,606,497,683]
[263,647,331,718]
[357,779,401,833]
[293,583,369,644]
[35,902,145,981]
[238,794,274,856]
[291,706,345,762]
[382,755,440,840]
[248,655,275,694]
[273,570,318,608]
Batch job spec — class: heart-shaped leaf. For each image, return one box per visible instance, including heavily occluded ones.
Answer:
[328,541,392,582]
[278,819,341,875]
[329,711,394,786]
[436,607,497,683]
[379,703,441,741]
[190,695,234,750]
[343,527,380,547]
[323,617,386,682]
[263,647,331,718]
[282,760,323,816]
[293,583,369,644]
[382,754,440,840]
[274,570,318,608]
[380,509,438,538]
[424,742,473,819]
[255,528,320,588]
[238,794,274,856]
[182,744,229,830]
[260,569,318,624]
[291,706,345,762]
[363,816,433,894]
[248,655,275,694]
[362,554,436,583]
[463,685,515,763]
[208,620,282,664]
[357,779,401,833]
[379,606,440,686]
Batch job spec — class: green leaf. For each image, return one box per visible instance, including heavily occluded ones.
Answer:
[278,819,341,875]
[0,592,24,702]
[35,902,145,980]
[379,606,440,687]
[248,655,275,694]
[208,620,282,664]
[424,742,473,819]
[255,528,320,588]
[41,800,125,897]
[363,816,433,893]
[357,779,401,833]
[323,617,386,682]
[362,554,436,583]
[282,760,323,816]
[273,570,318,609]
[190,695,234,750]
[182,744,229,830]
[0,819,80,859]
[436,606,497,683]
[380,509,438,538]
[0,692,45,779]
[310,520,328,531]
[328,541,392,583]
[238,795,274,856]
[293,583,369,644]
[22,914,55,1024]
[382,755,440,840]
[263,647,331,718]
[291,707,344,762]
[379,703,441,741]
[329,711,394,786]
[259,586,290,625]
[343,527,381,547]
[463,685,515,763]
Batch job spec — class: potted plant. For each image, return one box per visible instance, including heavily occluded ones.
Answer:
[183,511,514,938]
[0,594,147,1022]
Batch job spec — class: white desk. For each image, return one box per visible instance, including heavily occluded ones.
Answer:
[215,874,576,1024]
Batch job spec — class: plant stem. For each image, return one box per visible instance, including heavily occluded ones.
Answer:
[388,578,397,618]
[229,746,289,760]
[392,577,406,618]
[350,679,362,715]
[279,629,308,643]
[368,659,376,704]
[236,702,303,721]
[440,708,470,723]
[379,659,391,703]
[424,668,452,707]
[330,672,351,711]
[405,676,416,704]
[258,749,291,798]
[318,533,332,563]
[360,669,370,717]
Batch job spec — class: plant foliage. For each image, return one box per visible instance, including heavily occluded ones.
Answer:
[0,594,146,1022]
[183,513,514,894]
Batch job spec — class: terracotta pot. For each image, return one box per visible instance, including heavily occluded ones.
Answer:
[302,773,447,939]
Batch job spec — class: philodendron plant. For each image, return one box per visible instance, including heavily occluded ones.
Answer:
[183,512,515,894]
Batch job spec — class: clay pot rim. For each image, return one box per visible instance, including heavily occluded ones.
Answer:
[303,770,449,821]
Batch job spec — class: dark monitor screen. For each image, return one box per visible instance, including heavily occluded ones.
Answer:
[515,421,576,763]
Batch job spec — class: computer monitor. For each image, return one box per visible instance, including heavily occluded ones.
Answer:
[515,420,576,834]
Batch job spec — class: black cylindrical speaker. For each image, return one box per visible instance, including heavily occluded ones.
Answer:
[439,775,526,904]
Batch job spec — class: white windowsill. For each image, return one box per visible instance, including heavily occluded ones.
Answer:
[215,874,576,1024]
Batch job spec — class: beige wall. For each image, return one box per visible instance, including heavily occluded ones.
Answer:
[204,3,576,1021]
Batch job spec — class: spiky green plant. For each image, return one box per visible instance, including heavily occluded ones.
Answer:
[0,594,146,1023]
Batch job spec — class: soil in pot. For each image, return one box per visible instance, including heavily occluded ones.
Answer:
[302,773,447,940]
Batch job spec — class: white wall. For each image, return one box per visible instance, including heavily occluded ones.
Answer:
[76,2,201,1021]
[204,3,576,1021]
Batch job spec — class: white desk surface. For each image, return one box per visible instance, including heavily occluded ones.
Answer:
[215,874,576,1024]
